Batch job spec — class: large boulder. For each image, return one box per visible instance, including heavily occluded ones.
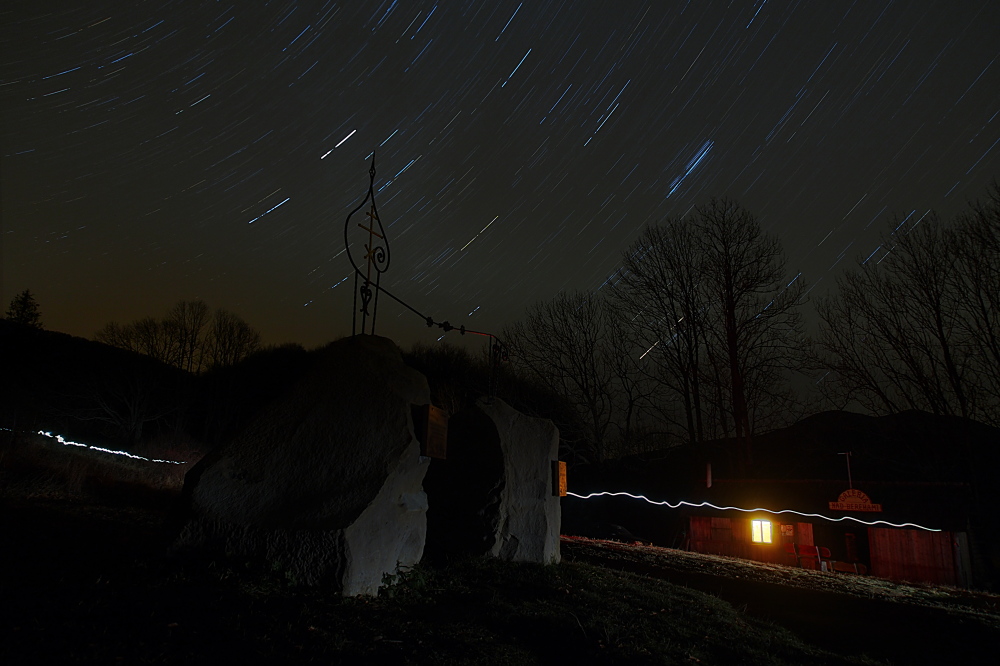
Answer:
[175,335,430,595]
[424,397,560,564]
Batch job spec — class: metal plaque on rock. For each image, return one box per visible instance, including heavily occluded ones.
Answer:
[552,460,567,497]
[413,403,448,459]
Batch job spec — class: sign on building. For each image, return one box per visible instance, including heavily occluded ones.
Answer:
[828,488,882,512]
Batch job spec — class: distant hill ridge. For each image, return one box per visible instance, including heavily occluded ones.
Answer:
[618,409,1000,486]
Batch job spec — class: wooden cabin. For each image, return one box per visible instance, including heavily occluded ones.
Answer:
[571,411,1000,589]
[682,479,973,587]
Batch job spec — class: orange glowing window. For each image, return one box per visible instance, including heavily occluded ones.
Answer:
[751,519,773,543]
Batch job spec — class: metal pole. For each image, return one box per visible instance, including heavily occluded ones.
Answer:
[838,451,853,488]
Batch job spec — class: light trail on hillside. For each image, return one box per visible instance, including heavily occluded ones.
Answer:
[36,430,187,465]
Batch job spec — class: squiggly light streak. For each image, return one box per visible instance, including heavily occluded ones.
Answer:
[36,431,186,465]
[567,491,941,532]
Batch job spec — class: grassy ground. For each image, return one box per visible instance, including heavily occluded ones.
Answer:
[563,537,1000,664]
[2,442,999,664]
[0,496,860,666]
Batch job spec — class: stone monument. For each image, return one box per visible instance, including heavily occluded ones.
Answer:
[175,335,430,595]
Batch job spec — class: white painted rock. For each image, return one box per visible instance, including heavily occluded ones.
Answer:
[175,335,430,595]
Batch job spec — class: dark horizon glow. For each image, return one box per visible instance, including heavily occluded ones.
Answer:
[3,1,998,350]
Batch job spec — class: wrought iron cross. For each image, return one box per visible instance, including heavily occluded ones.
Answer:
[343,155,391,335]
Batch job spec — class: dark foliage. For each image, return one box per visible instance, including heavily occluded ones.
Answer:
[403,342,588,465]
[402,342,491,415]
[0,318,311,456]
[4,288,43,328]
[0,319,189,448]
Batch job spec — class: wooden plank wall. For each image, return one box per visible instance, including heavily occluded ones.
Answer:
[690,519,964,585]
[869,527,957,586]
[688,516,789,564]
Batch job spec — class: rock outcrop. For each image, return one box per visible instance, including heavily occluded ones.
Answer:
[175,335,430,595]
[424,397,560,564]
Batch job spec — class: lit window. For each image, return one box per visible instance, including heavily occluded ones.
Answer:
[751,519,772,543]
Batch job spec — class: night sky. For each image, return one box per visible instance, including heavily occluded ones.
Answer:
[3,1,999,351]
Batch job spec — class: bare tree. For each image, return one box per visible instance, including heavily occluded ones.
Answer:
[614,219,708,445]
[600,297,658,455]
[204,308,262,369]
[164,300,211,373]
[504,292,616,462]
[817,217,968,417]
[78,362,178,444]
[817,185,1000,426]
[94,321,131,351]
[614,201,804,465]
[698,200,805,463]
[95,300,260,372]
[504,291,657,461]
[951,186,1000,423]
[95,316,177,365]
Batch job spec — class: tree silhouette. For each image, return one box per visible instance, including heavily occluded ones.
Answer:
[165,300,211,373]
[95,300,261,372]
[615,219,708,445]
[951,185,1000,419]
[96,316,178,365]
[204,308,261,369]
[505,289,663,461]
[816,184,1000,426]
[615,200,804,465]
[5,289,42,328]
[698,200,804,463]
[504,292,616,462]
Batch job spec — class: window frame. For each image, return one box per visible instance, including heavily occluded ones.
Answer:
[751,518,773,544]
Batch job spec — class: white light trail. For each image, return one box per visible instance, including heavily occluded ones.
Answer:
[502,48,531,87]
[460,215,499,251]
[36,431,186,464]
[639,340,659,359]
[567,491,942,532]
[320,129,360,160]
[246,196,290,224]
[334,128,357,148]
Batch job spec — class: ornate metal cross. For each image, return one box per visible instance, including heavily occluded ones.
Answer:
[344,155,391,335]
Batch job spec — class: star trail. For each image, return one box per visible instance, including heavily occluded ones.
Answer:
[2,1,998,349]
